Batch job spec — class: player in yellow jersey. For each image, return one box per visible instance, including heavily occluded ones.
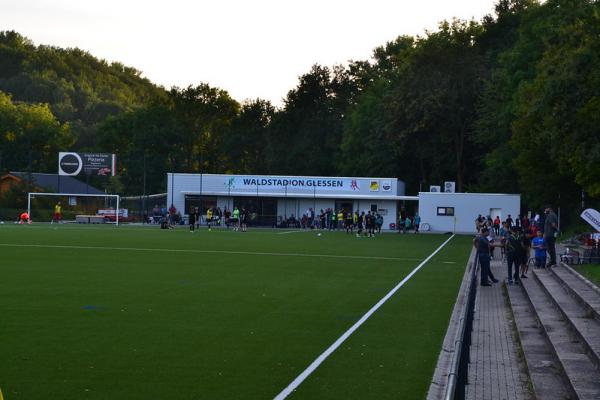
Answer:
[232,207,240,231]
[206,208,213,231]
[52,201,62,224]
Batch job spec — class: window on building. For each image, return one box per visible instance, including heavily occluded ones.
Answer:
[437,207,455,216]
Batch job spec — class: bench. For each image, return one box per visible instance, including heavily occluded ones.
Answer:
[75,215,106,224]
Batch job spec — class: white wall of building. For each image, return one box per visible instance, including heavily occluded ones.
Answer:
[418,192,520,234]
[167,173,404,230]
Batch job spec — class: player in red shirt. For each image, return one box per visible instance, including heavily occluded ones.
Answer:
[19,212,31,224]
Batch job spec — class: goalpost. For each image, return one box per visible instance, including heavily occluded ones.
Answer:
[27,192,121,226]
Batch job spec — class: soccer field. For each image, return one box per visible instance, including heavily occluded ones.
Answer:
[0,225,472,400]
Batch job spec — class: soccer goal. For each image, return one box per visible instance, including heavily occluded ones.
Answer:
[27,192,121,226]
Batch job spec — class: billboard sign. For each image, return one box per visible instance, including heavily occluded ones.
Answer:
[59,152,116,176]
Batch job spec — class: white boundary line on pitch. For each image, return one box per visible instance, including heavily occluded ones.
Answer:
[277,230,310,235]
[273,234,456,400]
[0,243,423,262]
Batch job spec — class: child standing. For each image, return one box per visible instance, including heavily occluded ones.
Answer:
[532,230,546,268]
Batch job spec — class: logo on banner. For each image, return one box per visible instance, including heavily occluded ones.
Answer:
[225,177,236,189]
[581,208,600,232]
[350,180,359,191]
[370,180,380,191]
[58,152,83,176]
[381,180,392,192]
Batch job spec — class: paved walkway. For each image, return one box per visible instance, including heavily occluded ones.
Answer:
[465,256,532,400]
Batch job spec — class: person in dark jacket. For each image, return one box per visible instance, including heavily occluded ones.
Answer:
[474,228,499,286]
[188,208,196,232]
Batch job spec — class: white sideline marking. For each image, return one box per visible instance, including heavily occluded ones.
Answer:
[0,243,422,262]
[273,234,456,400]
[277,230,308,235]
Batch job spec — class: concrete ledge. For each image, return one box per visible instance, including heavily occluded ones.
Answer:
[427,247,476,400]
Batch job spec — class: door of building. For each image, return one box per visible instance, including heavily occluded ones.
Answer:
[335,201,353,214]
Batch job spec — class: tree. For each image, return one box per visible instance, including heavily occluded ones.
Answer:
[0,90,74,173]
[224,99,274,174]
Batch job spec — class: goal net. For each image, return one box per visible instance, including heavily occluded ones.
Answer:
[27,193,121,225]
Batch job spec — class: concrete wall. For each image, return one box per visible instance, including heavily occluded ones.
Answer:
[418,192,520,234]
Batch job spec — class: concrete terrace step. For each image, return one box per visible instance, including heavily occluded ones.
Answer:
[549,264,600,322]
[520,271,600,399]
[505,283,573,400]
[533,268,600,369]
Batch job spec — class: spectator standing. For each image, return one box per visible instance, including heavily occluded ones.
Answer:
[475,214,484,231]
[474,228,498,286]
[493,216,501,235]
[414,213,421,233]
[376,213,383,234]
[544,205,558,267]
[216,207,223,227]
[522,215,530,230]
[506,214,514,229]
[188,208,196,232]
[241,207,249,232]
[168,204,176,226]
[505,226,524,284]
[532,230,546,268]
[224,207,231,229]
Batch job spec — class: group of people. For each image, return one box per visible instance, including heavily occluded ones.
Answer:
[475,206,559,287]
[397,214,421,233]
[170,206,251,232]
[13,201,62,225]
[295,208,386,238]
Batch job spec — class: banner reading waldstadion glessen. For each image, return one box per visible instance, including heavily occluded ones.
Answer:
[58,152,116,176]
[225,176,393,192]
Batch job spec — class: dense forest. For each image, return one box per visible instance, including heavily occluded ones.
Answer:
[1,0,599,224]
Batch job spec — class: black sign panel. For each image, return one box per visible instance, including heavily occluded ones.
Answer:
[58,152,116,176]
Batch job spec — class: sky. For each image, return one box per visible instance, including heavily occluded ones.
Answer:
[1,0,500,105]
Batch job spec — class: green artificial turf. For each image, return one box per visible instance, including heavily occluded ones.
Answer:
[0,225,472,399]
[575,263,600,287]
